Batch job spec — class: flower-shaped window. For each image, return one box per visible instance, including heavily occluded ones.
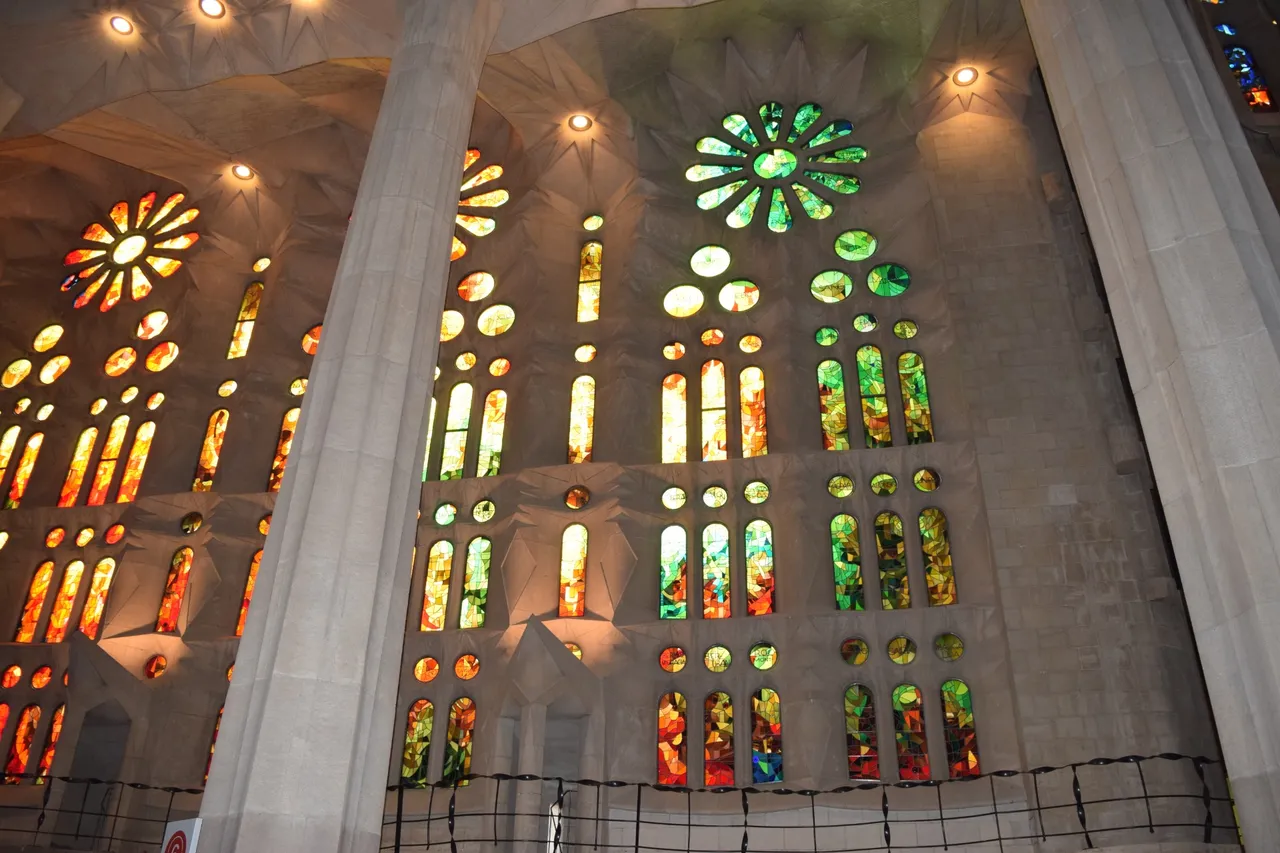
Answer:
[452,149,509,261]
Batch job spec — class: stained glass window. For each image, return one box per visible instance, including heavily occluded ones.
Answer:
[477,391,506,477]
[702,523,731,619]
[568,375,596,463]
[44,560,86,643]
[892,684,930,780]
[657,692,687,786]
[86,415,129,505]
[235,550,262,637]
[559,524,588,617]
[459,538,490,629]
[661,374,688,463]
[831,513,863,611]
[14,562,54,643]
[5,433,43,509]
[4,705,41,782]
[206,707,223,782]
[193,409,229,491]
[659,525,687,620]
[844,684,878,779]
[701,360,727,461]
[751,688,782,783]
[34,703,64,782]
[117,421,155,503]
[401,699,435,787]
[578,241,602,322]
[267,407,300,492]
[421,541,453,632]
[896,352,934,444]
[941,679,980,778]
[422,396,437,482]
[918,507,956,606]
[1225,45,1274,110]
[739,366,768,457]
[876,512,909,610]
[744,520,774,615]
[227,282,264,359]
[156,547,194,633]
[0,426,20,486]
[443,697,476,785]
[856,346,891,448]
[78,558,117,640]
[817,360,850,451]
[58,427,99,506]
[441,384,472,481]
[704,691,734,786]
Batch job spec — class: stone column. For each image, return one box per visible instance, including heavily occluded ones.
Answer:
[197,0,500,850]
[1021,0,1280,844]
[513,703,548,853]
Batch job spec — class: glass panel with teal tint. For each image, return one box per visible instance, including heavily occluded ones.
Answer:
[745,520,774,615]
[817,360,851,450]
[808,119,853,147]
[401,699,434,787]
[856,346,892,448]
[767,188,792,232]
[443,697,475,785]
[875,511,909,610]
[920,508,955,606]
[787,102,823,143]
[459,537,491,628]
[831,513,863,611]
[441,383,473,480]
[844,684,878,779]
[477,390,506,476]
[660,525,687,620]
[941,679,980,778]
[805,171,860,195]
[722,114,760,146]
[727,187,762,228]
[892,684,930,780]
[898,352,934,444]
[702,523,731,618]
[751,688,783,783]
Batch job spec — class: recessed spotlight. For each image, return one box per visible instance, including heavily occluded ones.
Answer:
[109,15,134,34]
[199,0,227,17]
[567,114,593,131]
[231,163,254,180]
[952,66,979,87]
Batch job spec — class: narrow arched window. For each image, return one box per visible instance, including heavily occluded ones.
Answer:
[459,538,490,629]
[0,425,20,486]
[704,691,734,786]
[744,520,774,615]
[441,383,473,481]
[226,281,264,359]
[5,433,44,509]
[919,508,955,606]
[401,699,435,787]
[193,409,229,492]
[0,706,7,752]
[78,558,117,640]
[875,511,908,610]
[3,705,41,782]
[156,547,195,633]
[88,415,130,505]
[751,688,783,783]
[116,421,155,503]
[578,241,602,322]
[267,407,300,492]
[1225,45,1274,111]
[44,560,86,643]
[658,692,687,786]
[14,562,54,643]
[831,514,862,611]
[844,684,878,780]
[568,376,596,463]
[701,360,728,461]
[58,427,99,506]
[477,390,506,477]
[559,524,588,617]
[856,346,891,448]
[891,684,930,781]
[659,525,687,620]
[739,366,768,457]
[35,703,65,782]
[421,397,437,482]
[898,352,934,444]
[420,541,454,632]
[205,707,223,782]
[702,523,730,619]
[235,550,262,637]
[941,679,980,778]
[443,697,476,785]
[816,360,850,450]
[661,374,688,463]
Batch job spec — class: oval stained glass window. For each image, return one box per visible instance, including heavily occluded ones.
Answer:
[477,305,515,336]
[888,636,917,665]
[39,356,71,384]
[743,481,770,504]
[180,512,203,534]
[749,643,778,670]
[45,527,66,547]
[2,359,31,388]
[89,398,107,415]
[472,500,496,522]
[867,263,910,297]
[457,271,495,301]
[815,327,839,346]
[120,386,138,403]
[664,286,704,318]
[565,486,590,509]
[75,527,94,547]
[414,657,440,682]
[30,666,52,689]
[894,319,919,339]
[105,523,126,544]
[574,344,596,363]
[840,637,869,665]
[702,485,728,508]
[455,654,480,680]
[718,281,759,312]
[739,334,763,353]
[290,378,308,396]
[136,311,168,340]
[144,655,168,679]
[583,215,605,231]
[144,342,179,372]
[440,310,465,342]
[32,325,64,352]
[302,325,322,354]
[661,487,687,509]
[935,634,964,661]
[455,352,477,370]
[217,380,237,397]
[913,468,940,492]
[104,347,137,377]
[1,666,20,688]
[827,475,854,498]
[704,645,732,672]
[701,329,725,346]
[870,473,897,496]
[663,342,686,360]
[834,229,877,262]
[258,514,272,535]
[853,313,877,332]
[659,646,687,672]
[810,270,852,303]
[35,404,53,421]
[434,503,457,525]
[146,392,164,410]
[489,357,511,376]
[690,245,731,278]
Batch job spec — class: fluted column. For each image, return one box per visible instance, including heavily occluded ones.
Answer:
[198,0,500,850]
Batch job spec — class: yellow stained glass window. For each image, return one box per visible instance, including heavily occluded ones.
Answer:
[420,541,453,632]
[4,705,41,783]
[567,375,596,463]
[136,311,168,339]
[739,366,767,458]
[235,550,261,637]
[5,433,43,510]
[227,282,264,359]
[302,324,322,354]
[78,558,117,640]
[267,407,300,492]
[58,427,98,507]
[32,325,63,352]
[441,311,464,342]
[661,374,688,463]
[401,699,435,787]
[14,561,54,643]
[144,341,179,372]
[116,421,155,503]
[193,409,229,491]
[701,360,727,462]
[459,537,491,629]
[477,305,515,336]
[477,390,506,477]
[441,384,472,480]
[87,415,128,506]
[43,560,86,643]
[0,426,19,485]
[39,355,71,384]
[559,524,588,617]
[156,547,194,633]
[578,241,602,322]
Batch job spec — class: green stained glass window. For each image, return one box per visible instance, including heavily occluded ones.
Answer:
[767,187,792,233]
[892,684,929,780]
[841,637,869,665]
[704,690,734,786]
[704,645,732,673]
[697,137,744,156]
[941,679,980,778]
[920,508,955,606]
[434,503,457,526]
[913,468,940,491]
[815,327,839,346]
[870,473,897,496]
[686,164,742,182]
[835,229,877,262]
[809,119,853,147]
[875,512,908,610]
[935,633,964,661]
[749,643,777,670]
[888,635,917,665]
[817,360,851,451]
[660,525,687,620]
[827,474,854,498]
[856,346,892,448]
[751,688,783,783]
[754,149,797,178]
[472,499,496,522]
[844,684,878,780]
[443,697,475,785]
[853,313,877,332]
[698,180,747,210]
[702,523,731,618]
[814,146,868,164]
[400,699,434,787]
[723,113,759,145]
[745,519,774,615]
[867,263,911,297]
[787,103,823,143]
[477,390,506,477]
[691,245,731,277]
[743,481,769,504]
[420,542,453,631]
[811,270,852,303]
[459,537,490,628]
[831,513,863,611]
[792,183,832,219]
[898,352,934,444]
[894,320,918,339]
[805,171,860,195]
[727,186,762,228]
[441,383,473,480]
[703,485,728,508]
[758,102,784,142]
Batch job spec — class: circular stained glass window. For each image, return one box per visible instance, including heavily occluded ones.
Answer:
[30,666,52,689]
[887,636,917,665]
[935,634,964,662]
[700,329,724,346]
[472,500,496,522]
[867,263,910,297]
[840,638,869,666]
[661,487,687,510]
[45,527,66,548]
[434,503,457,525]
[893,319,919,339]
[574,344,596,363]
[144,342,179,372]
[414,657,440,682]
[913,468,940,492]
[583,214,604,231]
[835,229,878,262]
[565,642,583,660]
[753,148,797,179]
[290,378,308,396]
[440,310,464,342]
[810,270,852,303]
[744,481,770,504]
[302,325,322,354]
[565,486,590,509]
[718,281,759,312]
[815,327,839,346]
[75,527,94,547]
[663,342,686,360]
[690,245,731,278]
[455,352,477,370]
[702,485,728,508]
[478,305,516,336]
[704,645,732,672]
[137,311,169,340]
[144,655,168,679]
[40,355,71,384]
[664,285,704,317]
[258,514,272,535]
[455,654,480,680]
[457,271,495,301]
[1,666,20,688]
[739,334,762,353]
[489,357,511,376]
[853,313,877,332]
[749,643,778,670]
[121,386,139,403]
[32,325,64,353]
[827,475,854,498]
[2,359,31,389]
[218,380,237,397]
[659,646,687,673]
[870,473,897,496]
[105,523,126,544]
[181,512,203,534]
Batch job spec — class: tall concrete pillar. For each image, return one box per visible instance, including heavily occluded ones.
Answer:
[1022,0,1280,844]
[513,704,548,853]
[197,0,500,850]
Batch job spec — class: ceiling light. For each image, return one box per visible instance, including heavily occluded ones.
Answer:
[109,15,134,34]
[567,114,593,131]
[952,66,979,87]
[231,163,254,180]
[199,0,226,17]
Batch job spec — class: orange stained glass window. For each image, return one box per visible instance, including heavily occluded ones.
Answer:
[744,520,775,616]
[78,558,117,640]
[0,706,6,750]
[205,706,223,782]
[227,282,264,359]
[116,421,155,503]
[58,427,99,506]
[4,705,40,783]
[704,691,734,786]
[44,560,86,643]
[87,415,129,505]
[701,361,727,461]
[559,524,588,617]
[235,550,262,637]
[420,541,453,632]
[193,409,229,491]
[661,374,687,463]
[5,433,44,509]
[155,547,195,633]
[657,692,687,786]
[442,697,476,785]
[267,407,300,492]
[567,375,596,464]
[35,704,64,782]
[739,366,768,457]
[440,384,472,481]
[476,391,506,478]
[401,699,435,786]
[577,241,602,322]
[144,341,179,372]
[14,562,54,643]
[0,425,20,483]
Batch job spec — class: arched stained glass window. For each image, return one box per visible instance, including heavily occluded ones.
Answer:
[58,427,98,506]
[267,407,300,492]
[662,374,688,463]
[459,537,490,629]
[751,688,782,783]
[739,366,767,457]
[578,241,602,322]
[78,558,117,640]
[156,547,194,633]
[421,397,437,482]
[1225,45,1274,110]
[817,360,850,450]
[658,692,687,785]
[875,511,909,610]
[856,346,891,448]
[744,520,774,616]
[704,691,734,786]
[420,541,454,632]
[116,421,155,503]
[14,561,54,643]
[401,699,435,787]
[477,390,506,477]
[559,524,588,617]
[920,508,955,606]
[892,684,930,781]
[441,384,473,480]
[659,525,687,620]
[443,697,476,786]
[205,707,223,783]
[701,360,728,461]
[87,415,129,505]
[226,282,264,359]
[568,375,596,463]
[35,703,65,782]
[0,426,20,486]
[193,409,229,491]
[3,705,41,782]
[844,684,878,779]
[235,550,262,637]
[5,433,43,509]
[702,523,731,619]
[0,706,7,746]
[831,514,863,611]
[897,352,934,444]
[941,679,980,778]
[44,560,86,643]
